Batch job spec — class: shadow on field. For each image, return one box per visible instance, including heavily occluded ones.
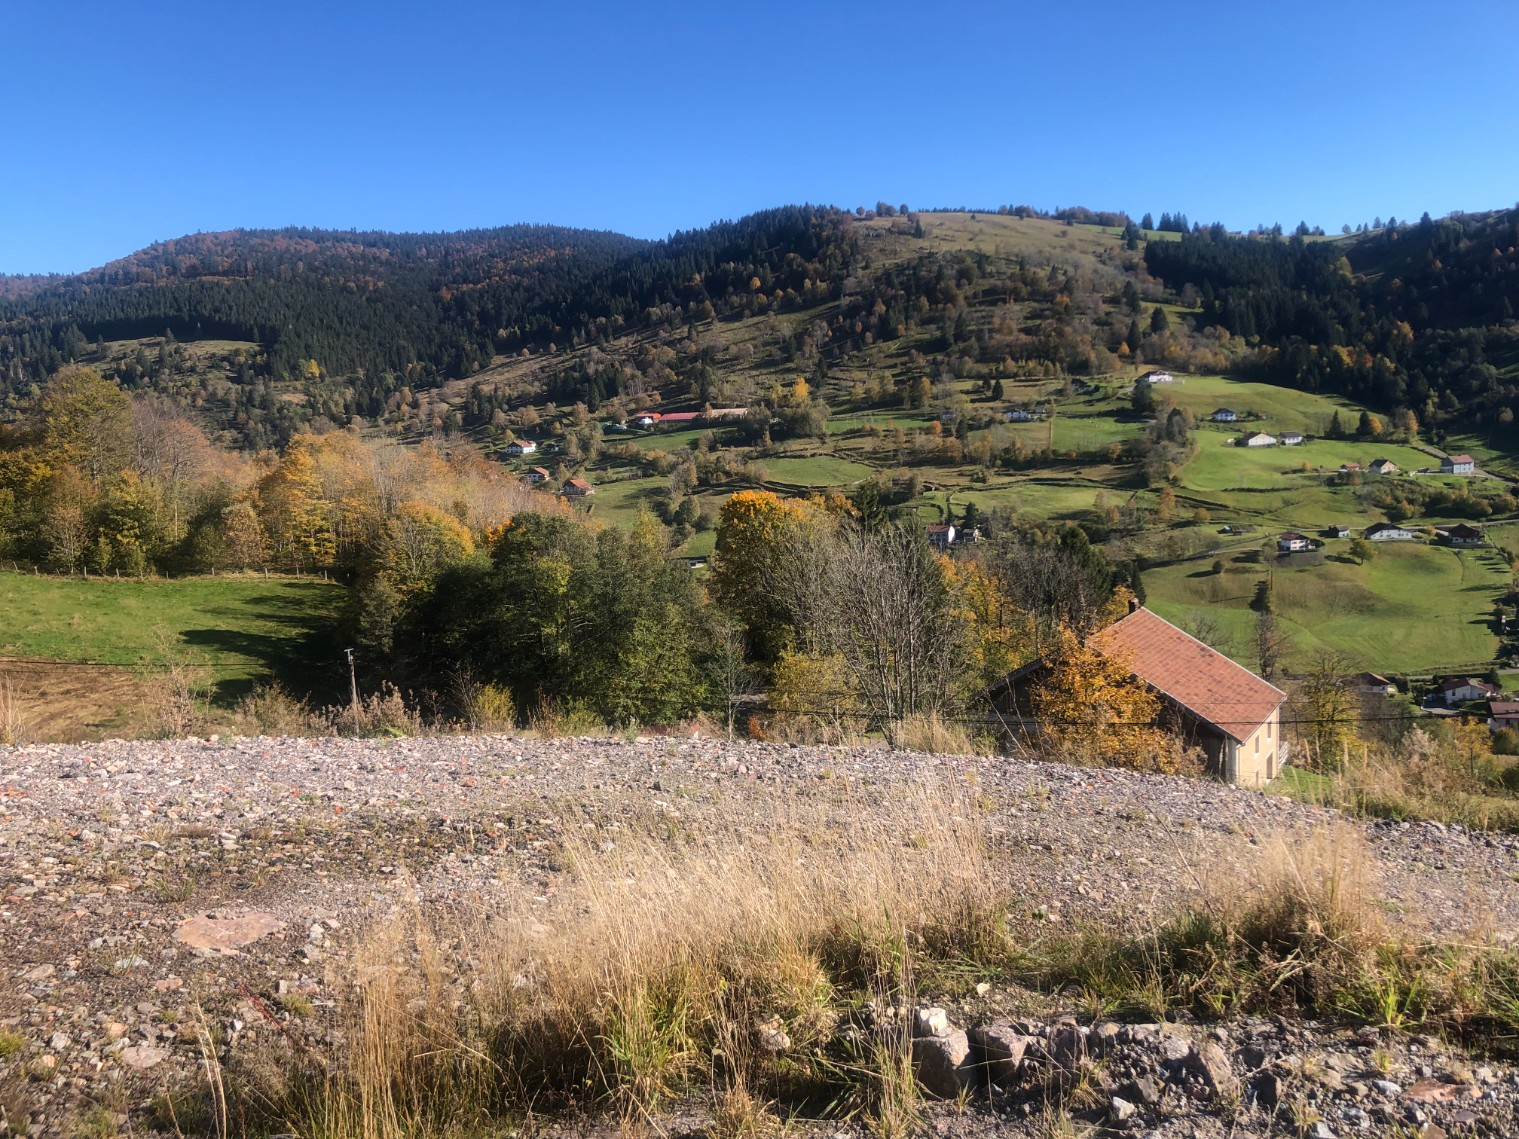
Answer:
[179,582,345,707]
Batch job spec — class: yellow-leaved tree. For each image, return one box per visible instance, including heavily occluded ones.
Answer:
[1033,626,1197,774]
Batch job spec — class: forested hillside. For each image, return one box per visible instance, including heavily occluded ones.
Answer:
[1144,209,1519,434]
[0,209,871,445]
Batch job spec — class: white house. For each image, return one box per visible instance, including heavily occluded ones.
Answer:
[1370,458,1398,475]
[1211,408,1238,423]
[1278,531,1311,552]
[505,439,537,456]
[1364,522,1414,541]
[1240,432,1277,447]
[1440,454,1476,475]
[1005,409,1035,422]
[1441,677,1501,706]
[1280,431,1304,446]
[926,523,957,550]
[1140,370,1174,384]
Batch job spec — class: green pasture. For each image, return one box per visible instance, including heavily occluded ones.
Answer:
[1146,541,1507,674]
[0,572,345,698]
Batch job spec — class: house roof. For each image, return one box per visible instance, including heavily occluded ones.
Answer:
[1352,672,1393,688]
[1279,531,1307,541]
[660,412,701,423]
[565,478,593,492]
[1441,524,1484,539]
[1364,522,1407,536]
[1091,607,1286,743]
[1371,458,1395,467]
[1212,408,1235,415]
[926,523,954,534]
[1281,430,1303,438]
[1490,700,1519,717]
[1445,454,1474,464]
[1440,677,1498,694]
[530,466,550,476]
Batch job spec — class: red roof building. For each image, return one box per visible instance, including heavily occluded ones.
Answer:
[986,606,1287,785]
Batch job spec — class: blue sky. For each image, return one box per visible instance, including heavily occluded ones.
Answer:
[2,0,1516,274]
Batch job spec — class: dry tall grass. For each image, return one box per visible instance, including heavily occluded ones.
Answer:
[0,675,30,745]
[266,784,1002,1139]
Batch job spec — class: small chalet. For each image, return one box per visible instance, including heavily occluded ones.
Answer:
[524,466,551,484]
[1440,454,1476,476]
[1277,531,1311,553]
[1240,431,1277,447]
[505,439,537,456]
[1364,522,1414,541]
[1280,431,1304,446]
[926,523,957,550]
[1211,408,1238,423]
[1324,524,1351,539]
[1437,523,1486,547]
[1140,370,1174,384]
[984,605,1288,786]
[1005,409,1035,422]
[1340,462,1361,473]
[1352,672,1397,697]
[633,414,660,427]
[1441,677,1501,706]
[560,478,595,497]
[1369,458,1398,475]
[1489,700,1519,733]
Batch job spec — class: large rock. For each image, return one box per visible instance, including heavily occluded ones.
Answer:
[1184,1041,1239,1100]
[173,911,285,955]
[969,1024,1033,1083]
[912,1029,972,1098]
[119,1044,170,1071]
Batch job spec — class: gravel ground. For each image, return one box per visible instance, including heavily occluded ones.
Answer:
[3,734,1519,1137]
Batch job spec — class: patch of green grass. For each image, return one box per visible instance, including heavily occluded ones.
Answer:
[0,573,344,703]
[1146,542,1507,673]
[0,1030,24,1058]
[761,455,876,488]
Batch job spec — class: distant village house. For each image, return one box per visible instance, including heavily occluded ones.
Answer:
[1277,532,1311,553]
[1140,370,1174,384]
[560,478,595,497]
[1364,522,1414,541]
[1323,524,1351,539]
[1437,524,1485,547]
[1489,700,1519,733]
[926,523,957,550]
[1441,677,1500,706]
[1440,454,1476,476]
[1369,458,1397,475]
[1352,672,1397,697]
[1280,431,1304,446]
[524,466,551,484]
[505,439,537,456]
[1211,408,1238,423]
[1239,431,1276,447]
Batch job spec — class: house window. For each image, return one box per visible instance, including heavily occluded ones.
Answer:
[1267,720,1272,741]
[1254,733,1260,755]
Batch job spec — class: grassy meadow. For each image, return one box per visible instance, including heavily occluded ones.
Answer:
[0,572,345,699]
[1146,541,1508,674]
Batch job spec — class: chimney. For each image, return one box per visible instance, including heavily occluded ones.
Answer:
[1128,596,1141,614]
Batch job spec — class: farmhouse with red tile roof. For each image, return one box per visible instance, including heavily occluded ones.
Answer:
[984,606,1288,786]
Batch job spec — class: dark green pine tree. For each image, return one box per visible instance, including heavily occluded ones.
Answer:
[1149,306,1170,334]
[1328,410,1345,438]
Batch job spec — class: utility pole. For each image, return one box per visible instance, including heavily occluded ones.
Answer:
[345,649,359,721]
